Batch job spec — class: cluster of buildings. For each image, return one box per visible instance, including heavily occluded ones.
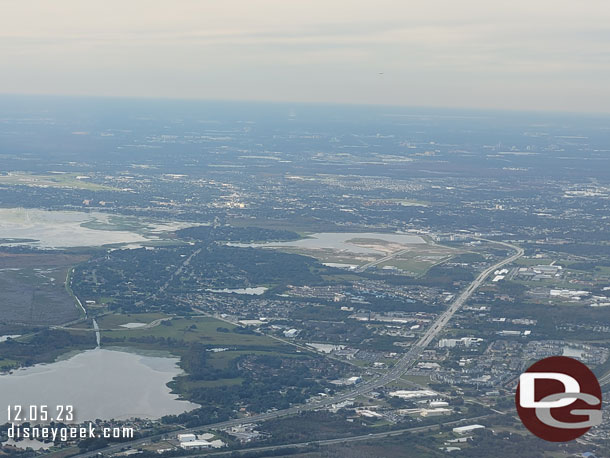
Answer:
[349,311,432,329]
[524,341,609,365]
[388,389,439,400]
[330,376,362,386]
[549,288,590,301]
[516,264,563,281]
[327,391,456,423]
[438,337,483,348]
[492,268,509,282]
[177,433,225,450]
[224,425,263,443]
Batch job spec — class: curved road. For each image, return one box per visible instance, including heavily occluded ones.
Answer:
[76,239,522,457]
[598,372,610,387]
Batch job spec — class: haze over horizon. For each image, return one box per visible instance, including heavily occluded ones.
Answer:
[2,0,610,113]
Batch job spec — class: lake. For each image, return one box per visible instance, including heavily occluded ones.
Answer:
[0,348,199,423]
[0,208,195,249]
[206,287,268,295]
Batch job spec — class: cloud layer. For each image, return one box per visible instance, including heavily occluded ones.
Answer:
[2,0,610,112]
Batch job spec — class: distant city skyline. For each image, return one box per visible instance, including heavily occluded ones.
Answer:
[2,0,610,113]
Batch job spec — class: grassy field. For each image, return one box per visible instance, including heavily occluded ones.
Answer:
[379,255,450,276]
[0,358,20,370]
[0,253,87,326]
[277,247,367,267]
[101,315,283,347]
[95,312,169,329]
[402,374,433,386]
[252,236,461,278]
[96,314,304,394]
[378,244,462,276]
[259,432,445,458]
[514,257,554,266]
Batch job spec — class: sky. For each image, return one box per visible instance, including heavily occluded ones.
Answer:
[2,0,610,113]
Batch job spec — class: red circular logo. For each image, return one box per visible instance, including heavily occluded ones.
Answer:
[515,356,602,442]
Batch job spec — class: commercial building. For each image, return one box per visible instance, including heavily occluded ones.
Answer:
[453,424,485,434]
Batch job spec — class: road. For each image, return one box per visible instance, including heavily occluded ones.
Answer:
[355,238,452,274]
[77,412,494,458]
[63,267,88,325]
[135,247,203,307]
[58,316,173,333]
[598,372,610,387]
[292,239,524,403]
[158,248,202,295]
[75,239,522,457]
[92,318,100,347]
[176,414,493,457]
[355,248,410,272]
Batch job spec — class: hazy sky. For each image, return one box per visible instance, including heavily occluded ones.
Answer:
[2,0,610,112]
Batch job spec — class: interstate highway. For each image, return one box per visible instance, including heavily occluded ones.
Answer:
[75,239,522,457]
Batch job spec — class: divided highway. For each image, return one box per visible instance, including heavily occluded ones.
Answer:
[190,414,494,457]
[298,239,523,403]
[76,239,522,457]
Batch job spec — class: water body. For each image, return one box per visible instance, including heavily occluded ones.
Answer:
[206,287,268,295]
[0,208,195,249]
[0,348,199,423]
[235,232,425,254]
[0,208,146,248]
[120,322,148,328]
[322,262,358,270]
[0,334,21,343]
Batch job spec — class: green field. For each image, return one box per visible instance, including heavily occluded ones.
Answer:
[402,374,432,386]
[95,314,313,398]
[101,315,283,347]
[379,256,448,276]
[95,314,310,398]
[95,312,169,329]
[256,236,461,278]
[0,253,86,326]
[0,358,19,370]
[514,257,554,266]
[378,244,462,276]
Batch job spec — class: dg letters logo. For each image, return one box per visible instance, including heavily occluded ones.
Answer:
[515,356,602,441]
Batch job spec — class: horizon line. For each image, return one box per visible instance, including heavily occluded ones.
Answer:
[2,92,610,119]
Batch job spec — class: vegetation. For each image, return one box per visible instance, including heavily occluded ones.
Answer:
[72,243,340,313]
[176,225,299,243]
[0,329,96,368]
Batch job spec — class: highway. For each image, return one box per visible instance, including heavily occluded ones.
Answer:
[598,372,610,387]
[75,238,522,457]
[76,412,494,458]
[179,414,493,457]
[293,239,523,402]
[355,248,410,272]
